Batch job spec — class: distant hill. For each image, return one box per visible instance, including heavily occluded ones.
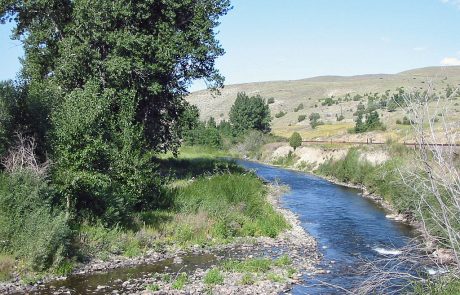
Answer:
[186,66,460,142]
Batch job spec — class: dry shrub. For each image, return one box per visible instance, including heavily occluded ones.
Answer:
[1,133,49,176]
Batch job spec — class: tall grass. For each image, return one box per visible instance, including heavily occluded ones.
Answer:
[77,159,290,257]
[173,173,289,240]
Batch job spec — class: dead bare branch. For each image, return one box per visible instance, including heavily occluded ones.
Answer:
[1,132,50,177]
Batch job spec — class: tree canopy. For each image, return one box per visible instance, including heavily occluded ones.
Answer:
[229,92,271,134]
[0,0,231,224]
[289,132,302,151]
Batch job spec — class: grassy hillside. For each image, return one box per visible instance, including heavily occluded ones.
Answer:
[187,66,460,142]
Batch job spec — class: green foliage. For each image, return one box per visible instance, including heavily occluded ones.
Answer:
[173,173,289,240]
[54,259,75,276]
[413,277,460,295]
[336,114,345,121]
[0,0,234,277]
[275,111,287,118]
[274,255,292,267]
[2,0,231,152]
[52,81,165,225]
[207,117,217,129]
[204,268,224,285]
[321,97,337,106]
[0,81,15,157]
[267,97,275,104]
[272,151,298,167]
[309,113,323,129]
[354,111,385,133]
[184,122,223,148]
[0,171,71,271]
[294,103,304,112]
[267,273,285,283]
[297,114,306,122]
[289,132,302,150]
[316,148,418,213]
[172,273,188,290]
[229,92,271,134]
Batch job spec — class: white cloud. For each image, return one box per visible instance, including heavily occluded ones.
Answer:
[440,0,460,9]
[441,57,460,66]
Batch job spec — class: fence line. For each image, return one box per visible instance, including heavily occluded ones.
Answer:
[301,139,460,147]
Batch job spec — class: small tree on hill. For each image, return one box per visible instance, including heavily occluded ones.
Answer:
[289,132,302,151]
[309,113,323,129]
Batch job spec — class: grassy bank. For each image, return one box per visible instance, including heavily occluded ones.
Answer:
[0,145,290,283]
[77,171,289,263]
[59,147,288,276]
[315,146,418,214]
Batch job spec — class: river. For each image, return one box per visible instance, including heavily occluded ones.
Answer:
[237,160,414,294]
[28,160,416,294]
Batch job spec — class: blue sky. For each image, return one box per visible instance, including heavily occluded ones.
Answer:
[1,0,460,90]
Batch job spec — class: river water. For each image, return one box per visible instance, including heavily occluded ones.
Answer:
[237,160,414,293]
[30,160,415,294]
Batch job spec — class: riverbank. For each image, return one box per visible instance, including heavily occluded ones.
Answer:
[0,156,320,294]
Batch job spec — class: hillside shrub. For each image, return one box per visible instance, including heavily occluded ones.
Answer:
[309,113,323,129]
[294,103,304,112]
[298,114,306,122]
[275,111,287,118]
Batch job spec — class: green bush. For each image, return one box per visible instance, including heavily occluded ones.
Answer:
[0,81,15,158]
[272,151,298,167]
[294,103,304,112]
[275,111,287,118]
[229,92,271,134]
[184,123,222,148]
[297,114,306,122]
[52,82,163,226]
[0,171,71,271]
[289,132,302,150]
[309,113,323,129]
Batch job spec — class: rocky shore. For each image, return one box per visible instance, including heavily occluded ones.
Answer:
[0,185,320,295]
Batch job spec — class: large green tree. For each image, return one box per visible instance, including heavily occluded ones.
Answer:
[229,92,271,134]
[1,0,231,224]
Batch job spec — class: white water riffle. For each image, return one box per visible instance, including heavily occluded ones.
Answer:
[373,247,402,255]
